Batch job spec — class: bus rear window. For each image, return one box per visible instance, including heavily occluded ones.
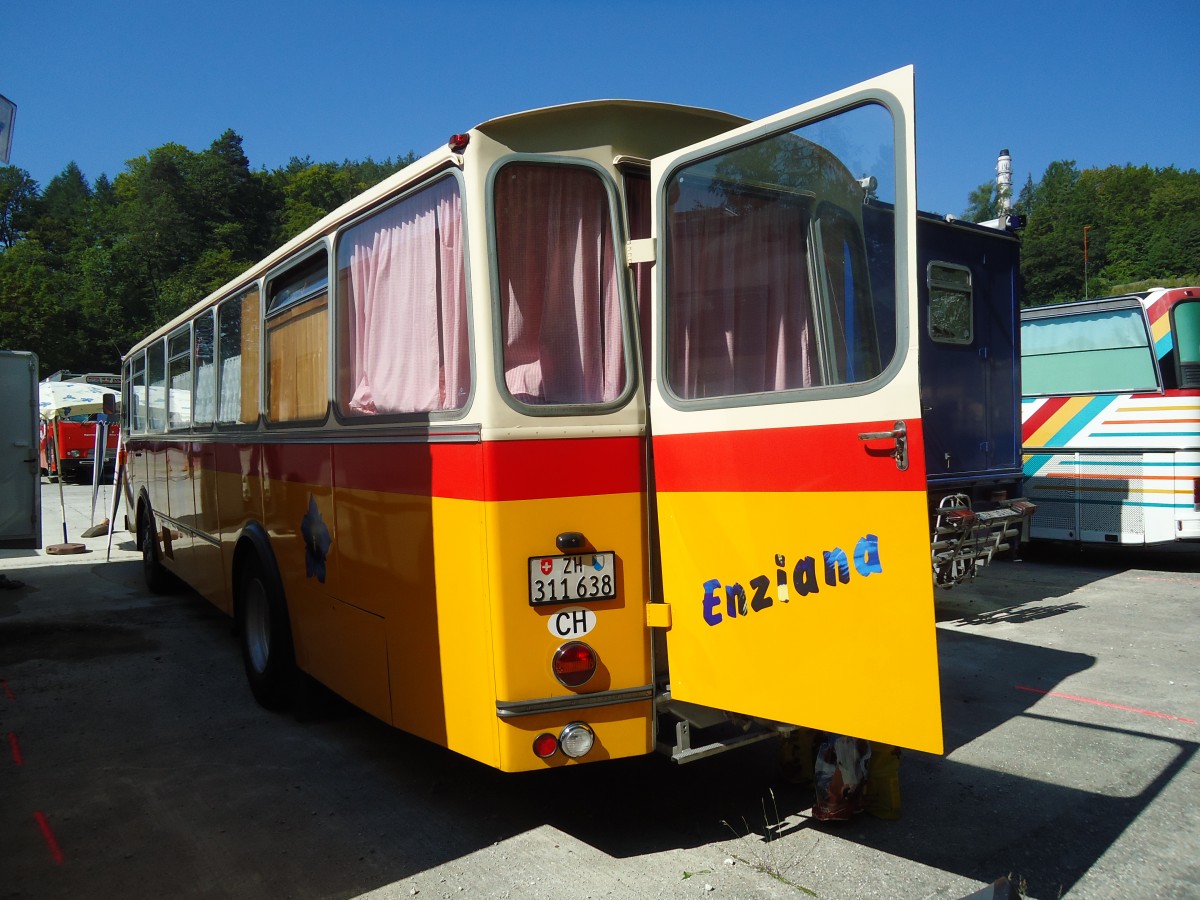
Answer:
[1021,307,1158,395]
[493,163,626,407]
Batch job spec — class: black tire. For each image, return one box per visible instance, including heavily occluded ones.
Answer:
[238,556,297,710]
[140,512,172,594]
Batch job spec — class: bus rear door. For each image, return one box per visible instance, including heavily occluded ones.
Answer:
[647,68,942,753]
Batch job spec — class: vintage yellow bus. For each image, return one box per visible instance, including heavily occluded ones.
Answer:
[121,68,943,772]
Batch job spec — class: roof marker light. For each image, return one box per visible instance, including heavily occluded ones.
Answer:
[448,133,470,153]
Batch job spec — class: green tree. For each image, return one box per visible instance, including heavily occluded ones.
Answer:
[0,165,38,248]
[962,180,1007,223]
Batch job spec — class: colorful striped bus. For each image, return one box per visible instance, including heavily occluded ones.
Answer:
[120,69,950,772]
[1021,286,1200,545]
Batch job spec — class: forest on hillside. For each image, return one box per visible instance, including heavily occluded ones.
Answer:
[1,127,1198,376]
[0,130,413,376]
[963,161,1200,305]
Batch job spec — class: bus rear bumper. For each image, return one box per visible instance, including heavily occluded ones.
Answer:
[495,697,654,772]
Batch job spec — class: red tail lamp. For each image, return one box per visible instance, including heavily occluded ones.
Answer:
[552,641,597,688]
[448,133,470,153]
[532,732,559,759]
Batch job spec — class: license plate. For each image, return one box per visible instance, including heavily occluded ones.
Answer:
[528,552,617,606]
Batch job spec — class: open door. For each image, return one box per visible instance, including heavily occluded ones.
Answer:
[0,351,41,549]
[648,67,941,753]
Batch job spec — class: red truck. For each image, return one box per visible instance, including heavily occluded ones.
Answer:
[40,417,120,483]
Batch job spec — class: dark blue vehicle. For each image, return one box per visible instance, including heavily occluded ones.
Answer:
[863,204,1033,586]
[916,212,1033,586]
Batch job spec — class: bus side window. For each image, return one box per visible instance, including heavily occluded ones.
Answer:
[167,325,192,430]
[266,252,329,423]
[337,176,469,417]
[147,340,167,433]
[494,163,627,406]
[193,311,216,427]
[128,353,147,433]
[1021,307,1158,395]
[1172,299,1200,388]
[217,288,261,427]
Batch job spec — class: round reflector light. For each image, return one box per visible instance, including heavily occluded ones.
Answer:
[559,722,594,759]
[532,732,559,759]
[552,641,598,687]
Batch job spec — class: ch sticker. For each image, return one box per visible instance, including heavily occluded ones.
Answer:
[547,606,597,639]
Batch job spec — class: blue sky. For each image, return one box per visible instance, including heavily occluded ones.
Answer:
[6,0,1198,217]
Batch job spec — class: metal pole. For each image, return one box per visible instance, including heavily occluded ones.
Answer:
[54,417,68,543]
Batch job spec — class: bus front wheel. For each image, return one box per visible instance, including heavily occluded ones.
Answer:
[238,557,296,711]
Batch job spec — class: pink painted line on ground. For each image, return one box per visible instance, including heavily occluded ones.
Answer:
[1016,685,1198,724]
[34,811,65,865]
[7,731,22,766]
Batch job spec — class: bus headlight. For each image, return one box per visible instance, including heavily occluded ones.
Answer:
[558,722,594,759]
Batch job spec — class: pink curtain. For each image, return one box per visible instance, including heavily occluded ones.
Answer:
[341,178,468,415]
[495,165,625,405]
[666,183,818,400]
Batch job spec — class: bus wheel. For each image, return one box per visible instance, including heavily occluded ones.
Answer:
[140,514,172,594]
[238,558,296,710]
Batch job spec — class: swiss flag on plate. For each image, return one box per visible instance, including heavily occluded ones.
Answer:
[540,559,553,575]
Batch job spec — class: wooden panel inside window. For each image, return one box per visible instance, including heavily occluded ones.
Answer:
[240,289,261,423]
[267,293,328,422]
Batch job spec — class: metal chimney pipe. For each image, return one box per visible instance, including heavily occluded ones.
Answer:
[997,148,1013,213]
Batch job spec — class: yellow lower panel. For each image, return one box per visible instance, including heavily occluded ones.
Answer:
[293,594,392,725]
[659,490,943,754]
[484,492,651,702]
[496,700,654,772]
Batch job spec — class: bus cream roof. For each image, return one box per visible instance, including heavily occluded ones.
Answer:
[126,100,748,354]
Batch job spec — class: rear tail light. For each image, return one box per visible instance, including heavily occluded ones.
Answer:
[1009,499,1037,516]
[552,641,598,687]
[532,732,559,759]
[944,507,976,526]
[1193,477,1200,512]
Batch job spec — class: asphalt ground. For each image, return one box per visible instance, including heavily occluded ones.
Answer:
[1,482,1197,899]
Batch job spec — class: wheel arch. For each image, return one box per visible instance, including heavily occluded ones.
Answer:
[231,521,288,630]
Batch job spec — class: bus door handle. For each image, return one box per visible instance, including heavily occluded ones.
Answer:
[858,420,909,472]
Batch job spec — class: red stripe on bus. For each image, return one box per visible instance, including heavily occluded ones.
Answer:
[652,421,923,493]
[481,437,644,501]
[141,435,645,501]
[1129,390,1200,400]
[1020,397,1067,442]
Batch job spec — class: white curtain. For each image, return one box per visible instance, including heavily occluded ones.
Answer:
[342,178,468,415]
